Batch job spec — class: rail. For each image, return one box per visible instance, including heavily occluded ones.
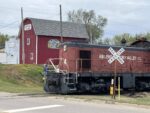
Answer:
[76,59,96,72]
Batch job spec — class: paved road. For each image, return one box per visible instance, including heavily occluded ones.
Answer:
[0,92,150,113]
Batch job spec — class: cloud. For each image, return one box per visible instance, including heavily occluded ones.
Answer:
[0,0,150,38]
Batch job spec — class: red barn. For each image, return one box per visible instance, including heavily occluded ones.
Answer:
[18,18,89,64]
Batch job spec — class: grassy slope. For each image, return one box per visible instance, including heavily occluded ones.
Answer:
[0,64,150,106]
[0,64,44,93]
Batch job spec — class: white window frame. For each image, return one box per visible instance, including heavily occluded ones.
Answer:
[48,39,60,49]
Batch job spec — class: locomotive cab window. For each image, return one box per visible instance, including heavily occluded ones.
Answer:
[79,50,91,70]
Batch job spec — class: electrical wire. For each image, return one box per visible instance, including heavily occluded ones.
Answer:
[0,21,19,30]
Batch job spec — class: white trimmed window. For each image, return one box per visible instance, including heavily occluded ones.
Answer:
[24,24,32,31]
[48,39,60,49]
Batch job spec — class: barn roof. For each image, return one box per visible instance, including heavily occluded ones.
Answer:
[28,18,89,39]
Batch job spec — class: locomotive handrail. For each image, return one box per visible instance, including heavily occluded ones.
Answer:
[76,58,101,73]
[46,58,69,74]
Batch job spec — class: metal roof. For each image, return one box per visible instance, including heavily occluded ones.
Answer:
[130,39,150,48]
[28,18,89,39]
[62,42,150,52]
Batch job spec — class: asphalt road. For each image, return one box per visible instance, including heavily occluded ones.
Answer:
[0,92,150,113]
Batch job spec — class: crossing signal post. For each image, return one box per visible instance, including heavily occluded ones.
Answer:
[108,47,125,99]
[110,79,114,98]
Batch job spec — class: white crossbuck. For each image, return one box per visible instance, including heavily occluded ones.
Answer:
[108,47,125,64]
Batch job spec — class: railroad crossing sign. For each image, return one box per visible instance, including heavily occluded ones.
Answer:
[108,47,125,64]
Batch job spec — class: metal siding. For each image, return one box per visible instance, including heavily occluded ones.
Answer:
[59,45,150,74]
[0,53,6,64]
[5,38,19,64]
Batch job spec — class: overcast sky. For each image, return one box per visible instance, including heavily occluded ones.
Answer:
[0,0,150,38]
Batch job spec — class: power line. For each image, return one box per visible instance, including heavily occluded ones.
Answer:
[0,21,19,30]
[0,5,60,16]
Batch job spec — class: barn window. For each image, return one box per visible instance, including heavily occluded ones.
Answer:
[27,38,30,45]
[24,24,32,31]
[48,39,60,49]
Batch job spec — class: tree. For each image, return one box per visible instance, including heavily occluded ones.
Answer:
[0,33,8,49]
[67,9,107,44]
[112,33,136,45]
[145,33,150,40]
[103,38,111,45]
[139,32,150,41]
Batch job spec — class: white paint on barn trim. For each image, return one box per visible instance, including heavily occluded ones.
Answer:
[36,35,38,64]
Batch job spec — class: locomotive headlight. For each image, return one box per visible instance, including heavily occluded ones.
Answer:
[64,45,67,51]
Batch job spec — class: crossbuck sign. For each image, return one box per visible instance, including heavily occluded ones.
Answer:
[108,47,125,64]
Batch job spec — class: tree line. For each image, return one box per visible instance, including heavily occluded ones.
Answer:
[67,9,150,45]
[0,33,8,49]
[103,33,150,45]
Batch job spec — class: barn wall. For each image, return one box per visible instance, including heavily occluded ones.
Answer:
[19,19,37,64]
[19,18,88,64]
[37,35,87,64]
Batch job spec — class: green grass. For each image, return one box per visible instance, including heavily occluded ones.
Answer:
[0,79,43,93]
[0,64,44,93]
[0,64,150,106]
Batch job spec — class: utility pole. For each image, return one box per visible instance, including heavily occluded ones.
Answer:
[113,60,117,99]
[21,7,25,64]
[60,4,63,43]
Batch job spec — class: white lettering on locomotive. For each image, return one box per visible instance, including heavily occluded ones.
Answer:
[99,54,142,61]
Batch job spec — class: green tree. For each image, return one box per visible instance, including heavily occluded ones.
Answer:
[112,33,136,45]
[133,33,150,41]
[0,33,8,48]
[103,38,112,45]
[67,9,107,44]
[143,33,150,41]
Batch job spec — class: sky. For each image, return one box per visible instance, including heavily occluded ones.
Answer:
[0,0,150,38]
